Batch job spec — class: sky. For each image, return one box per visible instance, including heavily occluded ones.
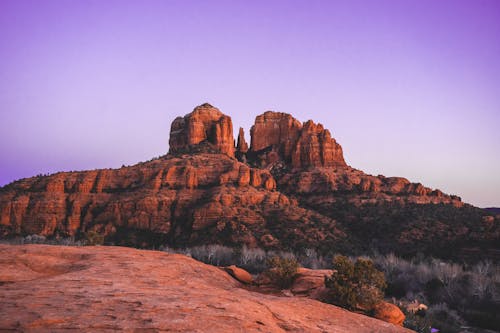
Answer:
[0,0,499,207]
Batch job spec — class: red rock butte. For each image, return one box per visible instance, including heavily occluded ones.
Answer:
[3,103,495,260]
[169,104,347,169]
[169,103,235,157]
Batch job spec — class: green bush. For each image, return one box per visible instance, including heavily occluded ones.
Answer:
[265,256,299,289]
[84,231,105,246]
[325,255,386,311]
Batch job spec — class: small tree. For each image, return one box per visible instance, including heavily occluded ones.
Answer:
[325,255,386,311]
[265,256,299,289]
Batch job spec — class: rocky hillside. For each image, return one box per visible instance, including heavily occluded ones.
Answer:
[0,104,498,258]
[0,244,413,332]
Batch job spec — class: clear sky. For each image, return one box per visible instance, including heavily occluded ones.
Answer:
[1,0,499,207]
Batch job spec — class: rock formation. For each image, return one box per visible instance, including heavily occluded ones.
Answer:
[291,120,346,168]
[250,111,302,159]
[0,104,497,259]
[0,244,413,332]
[290,267,333,300]
[236,127,248,154]
[249,111,346,168]
[169,103,235,157]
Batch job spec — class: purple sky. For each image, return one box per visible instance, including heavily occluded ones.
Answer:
[1,0,499,207]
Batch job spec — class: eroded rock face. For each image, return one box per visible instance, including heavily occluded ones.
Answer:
[0,245,412,332]
[278,167,464,207]
[236,127,249,154]
[0,153,346,250]
[169,103,235,157]
[1,104,493,259]
[249,111,346,169]
[250,111,302,159]
[291,120,346,168]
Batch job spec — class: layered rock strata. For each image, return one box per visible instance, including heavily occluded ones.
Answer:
[1,104,493,257]
[169,103,235,157]
[0,154,313,248]
[249,111,346,168]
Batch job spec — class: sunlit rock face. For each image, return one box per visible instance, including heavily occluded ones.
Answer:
[169,103,235,157]
[3,103,493,260]
[236,127,248,154]
[249,111,346,169]
[0,244,413,332]
[250,111,303,160]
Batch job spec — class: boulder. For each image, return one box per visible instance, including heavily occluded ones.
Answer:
[291,268,333,299]
[373,302,405,326]
[224,265,253,284]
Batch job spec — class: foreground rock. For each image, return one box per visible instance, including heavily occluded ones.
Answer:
[291,267,333,299]
[224,265,253,284]
[373,302,406,326]
[0,245,412,333]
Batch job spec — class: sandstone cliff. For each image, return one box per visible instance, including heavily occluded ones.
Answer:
[248,111,346,168]
[169,103,235,157]
[0,153,325,249]
[1,104,497,258]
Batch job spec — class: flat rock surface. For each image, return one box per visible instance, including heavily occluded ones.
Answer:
[0,245,413,332]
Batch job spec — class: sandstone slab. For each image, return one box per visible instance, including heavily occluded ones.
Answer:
[0,245,413,333]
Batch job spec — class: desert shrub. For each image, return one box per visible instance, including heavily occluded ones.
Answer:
[403,311,432,333]
[427,303,464,333]
[237,245,267,272]
[298,248,328,269]
[403,303,466,333]
[24,234,47,243]
[160,244,291,272]
[173,245,235,266]
[462,298,500,331]
[265,256,299,289]
[373,253,500,332]
[325,255,386,311]
[198,244,235,266]
[0,235,84,246]
[84,231,105,246]
[424,278,446,304]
